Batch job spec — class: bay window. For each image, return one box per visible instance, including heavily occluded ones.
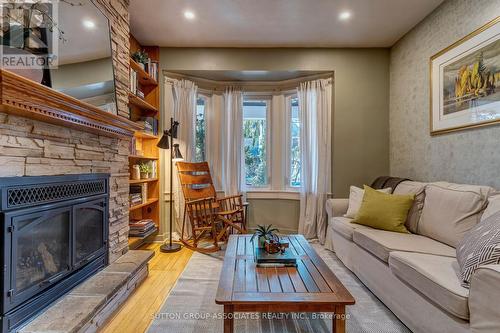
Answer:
[241,94,302,193]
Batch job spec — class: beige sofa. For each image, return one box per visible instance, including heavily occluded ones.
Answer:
[325,181,500,333]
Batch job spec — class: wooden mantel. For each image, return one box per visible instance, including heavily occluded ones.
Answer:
[0,69,142,138]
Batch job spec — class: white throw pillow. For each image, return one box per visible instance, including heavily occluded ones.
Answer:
[344,186,392,218]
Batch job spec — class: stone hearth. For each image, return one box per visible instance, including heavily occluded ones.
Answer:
[20,250,153,333]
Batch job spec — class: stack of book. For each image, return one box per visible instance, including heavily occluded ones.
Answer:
[130,183,147,206]
[254,248,297,267]
[129,192,142,207]
[129,219,156,237]
[135,117,159,136]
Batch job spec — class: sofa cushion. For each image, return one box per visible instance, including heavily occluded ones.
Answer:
[389,252,469,320]
[352,185,414,233]
[330,216,371,240]
[418,182,493,247]
[344,186,391,218]
[393,181,426,233]
[352,228,456,263]
[481,194,500,222]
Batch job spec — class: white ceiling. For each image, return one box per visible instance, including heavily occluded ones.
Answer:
[130,0,444,48]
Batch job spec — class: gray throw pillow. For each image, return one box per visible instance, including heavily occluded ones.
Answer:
[456,211,500,288]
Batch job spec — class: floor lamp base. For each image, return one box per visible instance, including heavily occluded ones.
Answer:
[160,242,182,253]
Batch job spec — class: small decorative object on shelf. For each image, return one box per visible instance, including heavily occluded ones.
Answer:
[131,164,140,180]
[250,224,279,249]
[131,50,149,69]
[138,162,152,179]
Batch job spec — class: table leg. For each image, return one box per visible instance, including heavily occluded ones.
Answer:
[224,305,234,333]
[333,305,346,333]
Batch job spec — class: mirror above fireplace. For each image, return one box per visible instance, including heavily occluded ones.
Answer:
[1,0,117,114]
[52,0,117,114]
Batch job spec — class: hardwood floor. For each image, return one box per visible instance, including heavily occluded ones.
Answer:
[101,242,193,333]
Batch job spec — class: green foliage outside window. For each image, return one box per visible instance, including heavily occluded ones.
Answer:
[243,118,267,186]
[195,98,205,162]
[290,98,301,187]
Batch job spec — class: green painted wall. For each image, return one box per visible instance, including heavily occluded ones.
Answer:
[158,47,390,234]
[246,199,300,233]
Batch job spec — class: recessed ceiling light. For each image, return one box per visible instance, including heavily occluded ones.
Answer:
[339,11,352,21]
[82,19,96,29]
[184,10,195,20]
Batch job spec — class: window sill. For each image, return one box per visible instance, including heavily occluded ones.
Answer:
[246,190,300,200]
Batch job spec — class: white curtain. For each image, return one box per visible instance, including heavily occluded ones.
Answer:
[222,87,243,196]
[297,79,332,243]
[205,94,224,191]
[169,78,198,233]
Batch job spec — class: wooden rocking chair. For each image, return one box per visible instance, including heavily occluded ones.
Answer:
[177,161,246,252]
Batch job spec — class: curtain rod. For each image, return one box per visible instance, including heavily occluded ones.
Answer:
[163,71,333,93]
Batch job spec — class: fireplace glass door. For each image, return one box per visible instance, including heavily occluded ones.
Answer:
[10,207,71,307]
[74,199,106,268]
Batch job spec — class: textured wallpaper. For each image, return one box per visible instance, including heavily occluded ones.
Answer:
[390,0,500,188]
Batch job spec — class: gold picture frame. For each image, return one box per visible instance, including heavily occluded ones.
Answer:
[430,17,500,135]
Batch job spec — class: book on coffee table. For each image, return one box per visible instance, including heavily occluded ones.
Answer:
[254,247,297,266]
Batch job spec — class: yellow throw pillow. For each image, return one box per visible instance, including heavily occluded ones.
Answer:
[352,185,415,233]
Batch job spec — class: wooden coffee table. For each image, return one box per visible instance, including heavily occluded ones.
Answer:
[215,234,355,333]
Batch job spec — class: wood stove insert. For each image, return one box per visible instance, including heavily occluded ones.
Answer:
[0,173,109,333]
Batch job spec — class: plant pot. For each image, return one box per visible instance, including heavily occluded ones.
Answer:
[139,63,145,70]
[131,165,140,180]
[258,236,266,249]
[140,172,149,179]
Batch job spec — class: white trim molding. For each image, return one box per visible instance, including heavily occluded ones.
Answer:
[246,190,300,200]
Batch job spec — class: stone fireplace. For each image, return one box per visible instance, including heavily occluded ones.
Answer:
[0,1,151,331]
[0,0,131,263]
[0,174,109,332]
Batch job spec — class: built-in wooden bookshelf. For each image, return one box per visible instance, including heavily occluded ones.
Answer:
[128,34,161,249]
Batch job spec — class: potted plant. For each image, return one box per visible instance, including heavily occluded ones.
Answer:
[250,224,279,249]
[131,50,149,70]
[138,162,152,179]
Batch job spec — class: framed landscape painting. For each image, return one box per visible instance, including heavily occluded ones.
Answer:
[430,17,500,135]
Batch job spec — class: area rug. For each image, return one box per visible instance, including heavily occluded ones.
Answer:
[147,243,411,333]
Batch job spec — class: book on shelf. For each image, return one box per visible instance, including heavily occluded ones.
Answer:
[254,248,297,266]
[129,218,156,237]
[129,183,147,206]
[129,136,137,155]
[129,192,142,207]
[129,68,146,99]
[135,117,158,135]
[145,60,158,81]
[150,160,157,178]
[129,69,138,95]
